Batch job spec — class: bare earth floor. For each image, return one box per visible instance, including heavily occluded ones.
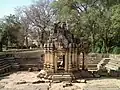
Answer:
[0,71,120,90]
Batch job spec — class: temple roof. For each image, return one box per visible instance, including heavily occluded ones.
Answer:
[48,22,77,48]
[44,22,89,52]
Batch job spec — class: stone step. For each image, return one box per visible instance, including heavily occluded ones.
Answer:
[0,60,8,64]
[0,56,18,74]
[97,58,111,70]
[11,63,19,65]
[109,61,120,65]
[111,58,120,61]
[0,72,12,77]
[0,63,11,68]
[107,62,120,67]
[0,68,12,74]
[0,59,5,61]
[4,57,15,59]
[52,74,72,82]
[0,66,11,71]
[87,67,98,70]
[0,62,9,66]
[4,57,15,61]
[105,64,119,71]
[0,56,6,59]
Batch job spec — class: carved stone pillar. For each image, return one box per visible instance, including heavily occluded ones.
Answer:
[68,48,72,72]
[49,50,54,73]
[65,50,68,72]
[46,50,50,72]
[44,44,47,70]
[74,48,78,70]
[44,50,50,71]
[78,52,82,70]
[72,48,75,68]
[44,51,47,70]
[54,52,57,73]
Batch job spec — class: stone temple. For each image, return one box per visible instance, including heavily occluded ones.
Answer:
[43,22,89,73]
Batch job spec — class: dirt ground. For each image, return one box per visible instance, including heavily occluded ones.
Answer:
[84,78,120,90]
[0,71,120,90]
[0,72,49,90]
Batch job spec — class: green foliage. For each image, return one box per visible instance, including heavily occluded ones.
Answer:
[0,14,22,50]
[111,5,120,28]
[112,46,120,54]
[1,0,120,54]
[52,0,120,54]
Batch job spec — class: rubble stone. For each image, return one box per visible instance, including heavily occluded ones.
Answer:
[37,70,47,78]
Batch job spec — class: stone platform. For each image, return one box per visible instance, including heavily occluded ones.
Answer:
[52,74,72,82]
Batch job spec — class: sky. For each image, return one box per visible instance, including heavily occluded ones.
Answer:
[0,0,33,18]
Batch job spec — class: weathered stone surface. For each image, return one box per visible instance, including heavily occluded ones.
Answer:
[52,80,61,83]
[63,82,72,87]
[109,70,119,77]
[32,67,39,71]
[28,68,32,72]
[37,70,47,78]
[52,74,72,82]
[105,54,120,72]
[1,71,120,90]
[76,79,87,83]
[0,57,12,74]
[0,84,4,89]
[97,58,111,70]
[32,80,45,84]
[16,80,26,84]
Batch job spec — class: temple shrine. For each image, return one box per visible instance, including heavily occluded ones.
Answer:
[43,22,89,73]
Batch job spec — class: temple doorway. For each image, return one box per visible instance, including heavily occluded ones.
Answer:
[57,55,65,71]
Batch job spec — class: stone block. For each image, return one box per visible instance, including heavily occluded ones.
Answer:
[52,74,72,82]
[37,70,47,78]
[76,79,87,83]
[32,67,39,71]
[28,68,32,72]
[32,80,45,84]
[16,80,26,84]
[63,82,72,88]
[109,70,119,77]
[52,80,61,83]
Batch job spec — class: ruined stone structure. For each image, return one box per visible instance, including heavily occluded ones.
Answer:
[44,22,89,73]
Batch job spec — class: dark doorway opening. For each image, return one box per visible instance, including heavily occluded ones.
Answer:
[57,55,65,71]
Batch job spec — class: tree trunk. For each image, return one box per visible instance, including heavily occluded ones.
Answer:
[82,52,85,70]
[37,30,41,48]
[90,22,95,53]
[105,29,108,53]
[102,29,108,53]
[91,32,95,53]
[25,36,28,49]
[0,41,2,52]
[41,31,44,47]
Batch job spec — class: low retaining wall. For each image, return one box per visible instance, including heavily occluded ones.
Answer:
[13,50,44,70]
[109,54,120,59]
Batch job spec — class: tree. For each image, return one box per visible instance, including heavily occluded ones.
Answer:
[17,0,55,47]
[0,14,22,50]
[0,21,4,51]
[110,4,120,53]
[52,0,100,52]
[15,8,30,48]
[52,0,120,54]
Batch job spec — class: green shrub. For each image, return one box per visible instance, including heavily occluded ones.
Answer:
[112,46,120,54]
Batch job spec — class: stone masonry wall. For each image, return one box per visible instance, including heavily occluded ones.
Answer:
[13,50,44,70]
